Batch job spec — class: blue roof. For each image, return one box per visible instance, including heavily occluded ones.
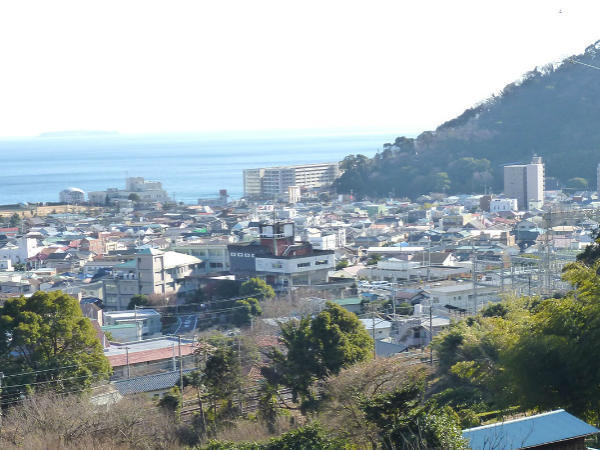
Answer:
[463,409,599,449]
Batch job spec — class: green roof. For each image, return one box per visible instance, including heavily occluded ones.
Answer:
[332,297,362,306]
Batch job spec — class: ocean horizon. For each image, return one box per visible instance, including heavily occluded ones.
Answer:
[0,131,402,205]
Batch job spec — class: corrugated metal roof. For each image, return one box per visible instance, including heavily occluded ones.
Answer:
[463,409,599,449]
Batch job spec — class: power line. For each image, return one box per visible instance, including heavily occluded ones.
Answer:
[570,58,600,71]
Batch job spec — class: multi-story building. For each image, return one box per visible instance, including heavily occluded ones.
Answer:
[228,222,334,287]
[59,187,85,204]
[103,248,202,310]
[88,177,170,205]
[171,241,230,274]
[243,163,340,198]
[503,156,544,210]
[243,168,265,198]
[489,198,518,213]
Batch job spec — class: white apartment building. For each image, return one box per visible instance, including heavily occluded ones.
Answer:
[59,187,86,204]
[489,198,518,213]
[103,248,202,310]
[503,156,544,210]
[243,163,340,198]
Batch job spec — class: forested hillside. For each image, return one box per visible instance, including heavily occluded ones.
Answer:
[335,40,600,199]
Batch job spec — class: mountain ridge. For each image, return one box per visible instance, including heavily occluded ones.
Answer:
[334,40,600,198]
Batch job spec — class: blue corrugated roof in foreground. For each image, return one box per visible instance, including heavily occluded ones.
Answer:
[463,409,599,450]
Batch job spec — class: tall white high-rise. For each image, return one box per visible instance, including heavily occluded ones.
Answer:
[503,156,544,210]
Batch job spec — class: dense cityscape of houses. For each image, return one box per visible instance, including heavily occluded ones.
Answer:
[1,158,599,398]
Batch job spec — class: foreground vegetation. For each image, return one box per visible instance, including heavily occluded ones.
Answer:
[5,252,600,447]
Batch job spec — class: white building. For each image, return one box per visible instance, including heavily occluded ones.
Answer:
[424,282,499,313]
[490,198,518,213]
[89,177,169,205]
[503,156,544,210]
[59,187,85,204]
[0,236,43,265]
[243,163,340,198]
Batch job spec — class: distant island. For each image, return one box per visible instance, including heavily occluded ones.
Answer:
[335,40,600,199]
[37,130,119,138]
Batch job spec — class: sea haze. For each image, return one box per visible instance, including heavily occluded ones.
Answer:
[0,131,397,205]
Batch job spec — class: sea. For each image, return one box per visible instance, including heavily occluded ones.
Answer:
[0,131,399,205]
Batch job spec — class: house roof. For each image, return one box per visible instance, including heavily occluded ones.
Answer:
[113,369,195,395]
[106,342,196,367]
[462,409,599,450]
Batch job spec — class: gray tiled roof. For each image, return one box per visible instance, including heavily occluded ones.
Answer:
[113,369,194,395]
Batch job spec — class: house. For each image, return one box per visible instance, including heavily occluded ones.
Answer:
[104,336,199,379]
[462,409,599,449]
[331,297,362,314]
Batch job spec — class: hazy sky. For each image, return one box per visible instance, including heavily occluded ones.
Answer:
[1,0,599,138]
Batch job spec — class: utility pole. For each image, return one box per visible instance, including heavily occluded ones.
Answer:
[178,335,184,406]
[125,347,130,379]
[429,303,433,365]
[0,371,3,429]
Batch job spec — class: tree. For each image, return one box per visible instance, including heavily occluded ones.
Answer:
[335,260,349,271]
[127,294,149,310]
[158,386,181,416]
[232,298,262,327]
[240,278,275,300]
[263,302,373,402]
[576,230,600,266]
[0,291,111,398]
[9,213,21,228]
[128,193,141,202]
[202,346,242,418]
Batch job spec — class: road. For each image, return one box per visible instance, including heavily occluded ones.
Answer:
[173,314,198,335]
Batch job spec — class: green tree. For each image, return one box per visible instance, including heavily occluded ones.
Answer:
[335,259,349,270]
[202,346,242,419]
[127,294,149,310]
[0,291,111,398]
[9,213,21,228]
[430,171,451,192]
[263,302,373,402]
[576,230,600,266]
[158,385,181,416]
[232,298,262,327]
[127,193,141,202]
[240,278,275,300]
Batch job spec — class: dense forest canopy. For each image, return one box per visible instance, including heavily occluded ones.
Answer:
[335,40,600,199]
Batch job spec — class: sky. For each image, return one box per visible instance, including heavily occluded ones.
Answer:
[1,0,599,138]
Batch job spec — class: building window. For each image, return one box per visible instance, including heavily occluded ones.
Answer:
[210,262,223,268]
[297,262,311,268]
[315,260,328,265]
[271,262,283,269]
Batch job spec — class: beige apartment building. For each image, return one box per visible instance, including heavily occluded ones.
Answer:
[103,248,202,310]
[243,163,340,198]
